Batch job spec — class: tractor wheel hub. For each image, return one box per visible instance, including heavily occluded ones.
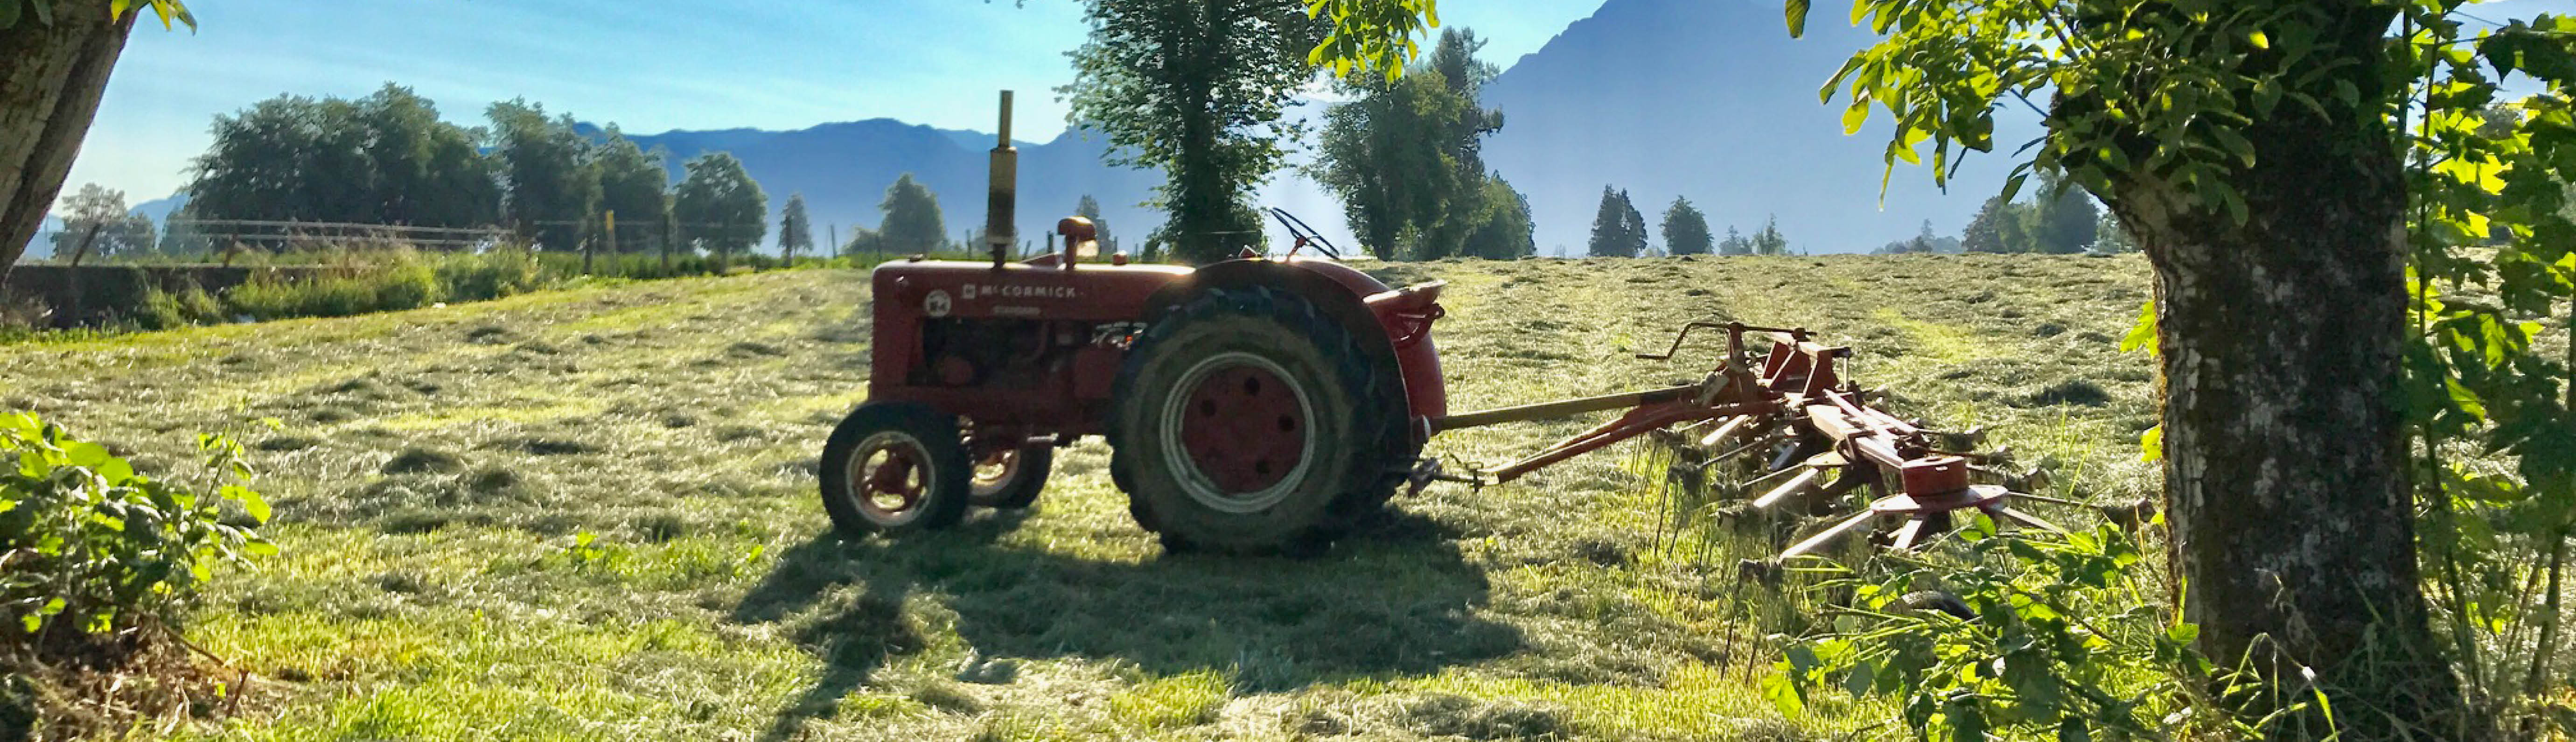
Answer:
[1164,352,1315,512]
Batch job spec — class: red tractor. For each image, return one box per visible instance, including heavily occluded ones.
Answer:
[819,92,1448,552]
[821,92,2057,557]
[823,213,1449,552]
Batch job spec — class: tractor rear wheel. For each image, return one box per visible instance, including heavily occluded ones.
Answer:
[1109,285,1410,553]
[969,442,1053,510]
[820,402,973,537]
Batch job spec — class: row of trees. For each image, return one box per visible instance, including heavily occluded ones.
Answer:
[1958,178,2101,254]
[1589,187,1788,257]
[49,184,157,259]
[176,84,774,259]
[1309,29,1536,261]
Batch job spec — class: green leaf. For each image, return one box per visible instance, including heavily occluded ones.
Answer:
[1785,0,1808,38]
[2140,425,2163,463]
[223,484,270,524]
[64,441,110,467]
[2165,622,2199,645]
[1845,659,1879,698]
[17,614,37,633]
[2118,299,2158,354]
[1760,671,1806,715]
[0,0,21,31]
[1945,697,1989,742]
[29,0,50,27]
[1843,101,1871,135]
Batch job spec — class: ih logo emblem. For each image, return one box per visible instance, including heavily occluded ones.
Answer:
[924,290,952,318]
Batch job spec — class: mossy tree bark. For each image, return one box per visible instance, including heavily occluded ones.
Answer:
[2095,3,2462,732]
[0,1,137,279]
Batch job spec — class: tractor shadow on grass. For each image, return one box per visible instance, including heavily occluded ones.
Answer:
[733,510,1520,739]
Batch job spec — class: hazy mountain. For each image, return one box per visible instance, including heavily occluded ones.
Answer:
[1478,0,2036,255]
[131,191,188,224]
[27,216,64,259]
[593,120,1162,254]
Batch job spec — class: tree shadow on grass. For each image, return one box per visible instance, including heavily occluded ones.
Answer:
[733,511,1520,739]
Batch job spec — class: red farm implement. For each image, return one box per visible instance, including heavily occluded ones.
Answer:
[818,92,2059,556]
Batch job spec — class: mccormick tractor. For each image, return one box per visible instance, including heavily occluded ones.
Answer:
[820,93,2058,556]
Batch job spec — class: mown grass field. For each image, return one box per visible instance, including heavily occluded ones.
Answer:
[0,255,2161,741]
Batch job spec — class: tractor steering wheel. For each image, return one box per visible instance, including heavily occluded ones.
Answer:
[1266,208,1346,260]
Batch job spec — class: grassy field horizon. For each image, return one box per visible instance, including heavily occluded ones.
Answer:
[0,255,2160,740]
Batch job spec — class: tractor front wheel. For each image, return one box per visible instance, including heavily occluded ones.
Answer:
[969,442,1054,510]
[1109,286,1408,553]
[820,402,973,537]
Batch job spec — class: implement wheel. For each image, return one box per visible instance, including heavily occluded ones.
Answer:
[820,402,972,537]
[969,442,1054,510]
[1109,285,1409,553]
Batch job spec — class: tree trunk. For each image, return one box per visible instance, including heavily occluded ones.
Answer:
[2103,9,2461,731]
[0,3,139,279]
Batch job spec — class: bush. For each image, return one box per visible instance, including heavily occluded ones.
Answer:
[372,260,444,311]
[438,247,544,301]
[1,413,272,733]
[137,288,192,331]
[177,284,226,323]
[0,413,272,642]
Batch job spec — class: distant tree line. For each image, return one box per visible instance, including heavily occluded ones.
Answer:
[1959,176,2102,254]
[49,184,157,261]
[1588,186,1787,257]
[167,84,780,263]
[1873,220,1965,255]
[1311,28,1536,261]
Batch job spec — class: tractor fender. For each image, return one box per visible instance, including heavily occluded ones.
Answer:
[1143,259,1447,433]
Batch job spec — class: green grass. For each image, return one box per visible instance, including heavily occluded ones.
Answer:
[0,254,2158,740]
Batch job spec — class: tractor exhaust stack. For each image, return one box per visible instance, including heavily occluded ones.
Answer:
[987,91,1018,266]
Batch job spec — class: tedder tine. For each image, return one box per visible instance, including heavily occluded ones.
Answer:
[1992,505,2070,535]
[1752,468,1824,510]
[1743,463,1807,492]
[1782,511,1878,560]
[1699,415,1755,448]
[1889,517,1931,551]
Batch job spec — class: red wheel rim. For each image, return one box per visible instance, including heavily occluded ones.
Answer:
[972,448,1020,497]
[847,433,931,524]
[1176,360,1309,495]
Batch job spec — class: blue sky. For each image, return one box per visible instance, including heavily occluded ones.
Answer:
[65,0,1605,204]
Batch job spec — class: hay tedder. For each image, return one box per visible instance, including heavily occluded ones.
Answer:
[819,93,2060,555]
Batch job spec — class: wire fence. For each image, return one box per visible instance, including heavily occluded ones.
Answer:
[27,217,1134,267]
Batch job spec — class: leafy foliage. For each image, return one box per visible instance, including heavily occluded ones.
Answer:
[0,412,269,651]
[1718,225,1752,256]
[1774,523,2317,741]
[779,194,814,260]
[2390,7,2576,721]
[49,184,154,259]
[672,153,767,260]
[489,99,601,252]
[0,0,192,31]
[188,85,499,230]
[1311,28,1515,261]
[1459,175,1536,259]
[593,130,673,255]
[1660,197,1713,256]
[1065,0,1324,264]
[1750,214,1789,256]
[1587,187,1644,258]
[877,174,947,255]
